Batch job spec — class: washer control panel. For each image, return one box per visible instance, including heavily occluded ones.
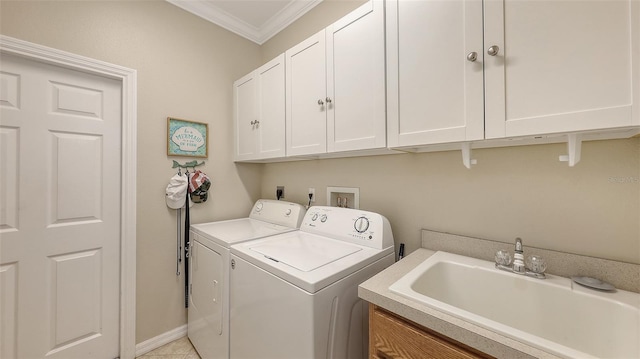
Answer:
[302,206,393,250]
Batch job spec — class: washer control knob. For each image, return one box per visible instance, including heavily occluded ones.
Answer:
[311,213,319,221]
[320,214,328,223]
[255,201,263,212]
[354,216,369,233]
[285,209,292,216]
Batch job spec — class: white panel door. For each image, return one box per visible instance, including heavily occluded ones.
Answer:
[233,72,258,161]
[484,0,637,138]
[386,0,484,147]
[327,0,387,153]
[286,30,327,156]
[256,54,286,159]
[0,53,121,359]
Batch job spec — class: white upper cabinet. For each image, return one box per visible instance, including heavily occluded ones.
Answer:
[286,31,328,156]
[386,0,484,147]
[326,0,386,153]
[387,0,639,148]
[234,54,286,161]
[234,71,258,160]
[484,0,638,139]
[286,0,386,156]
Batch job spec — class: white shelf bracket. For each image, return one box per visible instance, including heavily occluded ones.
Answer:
[461,142,477,169]
[559,133,583,167]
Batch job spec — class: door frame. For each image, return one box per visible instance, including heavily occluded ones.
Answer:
[0,35,137,359]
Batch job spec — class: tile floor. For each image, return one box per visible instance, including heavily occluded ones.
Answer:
[136,336,201,359]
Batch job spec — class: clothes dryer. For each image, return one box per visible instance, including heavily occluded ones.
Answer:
[229,206,394,359]
[188,199,306,359]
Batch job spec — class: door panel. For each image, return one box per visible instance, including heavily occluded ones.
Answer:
[257,55,286,159]
[484,0,635,138]
[0,263,18,359]
[49,250,102,349]
[50,132,102,224]
[387,0,484,147]
[327,0,387,152]
[0,53,121,359]
[286,30,327,156]
[189,239,225,359]
[233,74,258,160]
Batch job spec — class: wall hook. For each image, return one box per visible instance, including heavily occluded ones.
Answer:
[172,160,205,171]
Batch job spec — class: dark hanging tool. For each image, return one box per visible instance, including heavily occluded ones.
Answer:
[184,171,191,308]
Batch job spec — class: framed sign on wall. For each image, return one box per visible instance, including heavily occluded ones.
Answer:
[167,117,208,158]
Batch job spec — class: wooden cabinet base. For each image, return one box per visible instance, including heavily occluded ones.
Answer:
[369,304,494,359]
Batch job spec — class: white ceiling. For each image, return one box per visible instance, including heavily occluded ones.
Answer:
[167,0,324,45]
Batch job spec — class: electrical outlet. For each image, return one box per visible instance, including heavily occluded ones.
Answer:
[276,185,285,199]
[308,188,315,202]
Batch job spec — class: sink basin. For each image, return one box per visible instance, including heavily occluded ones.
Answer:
[389,251,640,359]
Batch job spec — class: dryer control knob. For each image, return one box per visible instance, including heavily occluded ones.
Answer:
[285,209,292,216]
[320,214,327,223]
[311,213,319,221]
[255,202,264,212]
[354,217,369,233]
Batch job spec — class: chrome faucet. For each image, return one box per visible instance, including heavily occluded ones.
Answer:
[512,238,526,273]
[495,238,546,279]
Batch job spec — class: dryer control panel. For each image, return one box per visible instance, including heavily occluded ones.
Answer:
[249,199,306,229]
[301,206,394,250]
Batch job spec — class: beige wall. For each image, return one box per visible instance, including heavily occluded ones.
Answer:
[0,0,262,343]
[260,140,640,263]
[260,1,640,264]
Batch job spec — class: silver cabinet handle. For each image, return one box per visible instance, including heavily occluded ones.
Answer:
[466,52,477,62]
[325,97,332,104]
[318,99,324,105]
[487,45,499,56]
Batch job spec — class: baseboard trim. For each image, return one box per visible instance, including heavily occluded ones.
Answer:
[135,325,187,357]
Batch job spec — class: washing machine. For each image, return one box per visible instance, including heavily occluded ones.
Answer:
[188,199,306,359]
[229,206,395,359]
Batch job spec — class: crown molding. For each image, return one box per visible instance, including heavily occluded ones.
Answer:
[167,0,323,45]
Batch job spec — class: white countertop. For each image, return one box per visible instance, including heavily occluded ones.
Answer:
[358,248,563,359]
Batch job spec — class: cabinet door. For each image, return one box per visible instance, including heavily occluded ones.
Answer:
[484,0,639,139]
[369,305,491,359]
[256,54,286,159]
[286,30,327,156]
[386,0,484,148]
[233,71,258,161]
[327,0,386,153]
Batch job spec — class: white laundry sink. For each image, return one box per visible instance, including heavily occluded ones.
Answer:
[389,251,640,359]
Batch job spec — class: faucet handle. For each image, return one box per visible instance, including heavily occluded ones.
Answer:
[495,250,512,266]
[526,255,547,274]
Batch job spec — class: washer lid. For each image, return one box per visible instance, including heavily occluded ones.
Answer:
[250,235,361,272]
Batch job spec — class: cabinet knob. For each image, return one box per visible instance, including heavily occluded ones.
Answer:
[250,120,259,126]
[466,52,478,62]
[318,99,324,105]
[487,45,499,56]
[326,97,332,104]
